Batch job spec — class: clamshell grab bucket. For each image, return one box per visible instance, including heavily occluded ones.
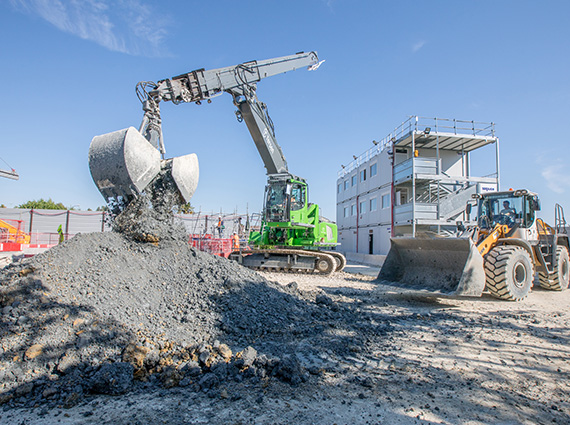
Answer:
[377,236,487,297]
[88,126,199,203]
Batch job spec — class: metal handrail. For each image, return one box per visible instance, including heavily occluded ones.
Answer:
[337,115,496,178]
[555,203,567,234]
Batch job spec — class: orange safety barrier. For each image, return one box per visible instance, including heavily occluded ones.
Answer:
[189,234,234,258]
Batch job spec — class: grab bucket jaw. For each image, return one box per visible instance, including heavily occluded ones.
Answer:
[171,153,199,203]
[377,236,486,297]
[88,126,199,204]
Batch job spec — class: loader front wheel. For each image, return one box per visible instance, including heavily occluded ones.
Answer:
[485,246,534,301]
[538,246,570,291]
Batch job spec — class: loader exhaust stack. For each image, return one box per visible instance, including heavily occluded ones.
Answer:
[377,236,487,297]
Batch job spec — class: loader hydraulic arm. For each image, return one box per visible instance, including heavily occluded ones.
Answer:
[476,224,510,256]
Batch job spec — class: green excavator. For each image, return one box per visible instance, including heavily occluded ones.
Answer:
[88,52,345,274]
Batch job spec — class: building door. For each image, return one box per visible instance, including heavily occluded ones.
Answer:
[368,233,373,254]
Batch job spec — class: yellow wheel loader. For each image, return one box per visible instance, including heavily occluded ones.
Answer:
[378,189,569,301]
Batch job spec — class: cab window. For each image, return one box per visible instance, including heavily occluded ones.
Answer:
[291,183,305,211]
[523,196,535,228]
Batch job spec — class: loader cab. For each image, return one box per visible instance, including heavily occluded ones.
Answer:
[477,190,539,230]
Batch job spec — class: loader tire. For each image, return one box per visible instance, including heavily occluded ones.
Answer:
[484,245,534,301]
[538,246,570,291]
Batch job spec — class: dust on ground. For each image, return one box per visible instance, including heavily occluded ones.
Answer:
[2,262,569,425]
[1,174,569,424]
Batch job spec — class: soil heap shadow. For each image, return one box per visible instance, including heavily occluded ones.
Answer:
[0,174,357,408]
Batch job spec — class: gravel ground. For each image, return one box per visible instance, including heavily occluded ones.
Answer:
[2,256,569,424]
[1,179,569,425]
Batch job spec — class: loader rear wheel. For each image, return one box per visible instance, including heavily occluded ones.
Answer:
[484,245,534,301]
[315,256,335,274]
[538,246,570,291]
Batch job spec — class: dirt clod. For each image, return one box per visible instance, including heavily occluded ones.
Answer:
[2,174,570,423]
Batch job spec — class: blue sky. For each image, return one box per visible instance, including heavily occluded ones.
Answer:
[1,0,569,222]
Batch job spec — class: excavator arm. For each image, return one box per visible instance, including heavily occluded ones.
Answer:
[89,52,321,205]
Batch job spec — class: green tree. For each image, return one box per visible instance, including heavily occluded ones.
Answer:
[17,198,68,210]
[178,202,194,214]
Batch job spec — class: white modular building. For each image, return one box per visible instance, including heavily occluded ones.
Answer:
[336,116,500,256]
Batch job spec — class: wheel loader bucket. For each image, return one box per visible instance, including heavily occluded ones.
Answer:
[89,126,199,203]
[377,237,486,297]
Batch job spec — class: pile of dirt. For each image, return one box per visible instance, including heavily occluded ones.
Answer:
[0,172,376,409]
[0,230,359,409]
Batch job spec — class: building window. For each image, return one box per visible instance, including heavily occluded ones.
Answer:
[359,201,366,214]
[343,206,349,218]
[337,183,342,194]
[344,180,349,190]
[351,175,357,187]
[360,169,366,182]
[370,163,377,177]
[351,204,356,216]
[382,193,390,209]
[370,198,377,212]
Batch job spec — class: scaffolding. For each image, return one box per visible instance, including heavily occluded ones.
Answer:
[390,116,499,236]
[336,115,500,253]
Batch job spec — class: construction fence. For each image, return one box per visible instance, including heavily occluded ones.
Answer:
[0,208,262,245]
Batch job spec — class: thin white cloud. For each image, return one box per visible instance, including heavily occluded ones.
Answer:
[321,0,335,11]
[9,0,170,57]
[412,40,426,53]
[541,162,570,194]
[537,154,570,194]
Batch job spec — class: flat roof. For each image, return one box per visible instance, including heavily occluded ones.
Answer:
[395,130,497,152]
[337,116,498,178]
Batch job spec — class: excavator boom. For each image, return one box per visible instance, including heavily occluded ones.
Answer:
[88,52,320,207]
[150,52,319,105]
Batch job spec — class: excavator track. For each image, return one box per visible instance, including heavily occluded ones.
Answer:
[230,249,345,275]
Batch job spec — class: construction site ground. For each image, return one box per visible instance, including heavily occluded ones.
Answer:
[2,255,569,425]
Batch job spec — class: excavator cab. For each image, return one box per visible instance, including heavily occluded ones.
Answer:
[263,175,308,223]
[252,174,308,246]
[264,178,291,223]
